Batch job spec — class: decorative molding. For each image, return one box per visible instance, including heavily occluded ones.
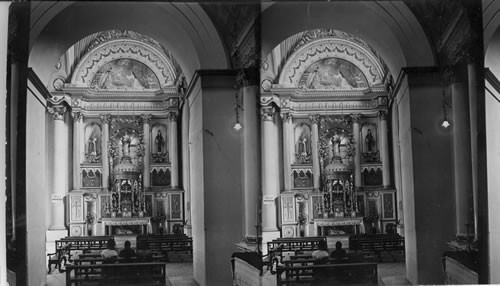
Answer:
[281,112,293,122]
[309,114,321,124]
[261,106,276,121]
[48,105,67,121]
[167,112,178,122]
[71,39,176,88]
[279,38,385,88]
[72,112,83,122]
[378,111,387,121]
[141,114,152,124]
[100,114,112,124]
[351,113,362,123]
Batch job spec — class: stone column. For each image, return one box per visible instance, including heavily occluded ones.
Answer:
[242,84,260,239]
[378,111,391,187]
[352,114,362,188]
[169,112,179,188]
[452,81,473,237]
[49,105,69,230]
[261,106,280,252]
[282,113,293,192]
[468,63,479,240]
[100,115,111,190]
[72,112,83,190]
[142,114,152,188]
[310,115,321,191]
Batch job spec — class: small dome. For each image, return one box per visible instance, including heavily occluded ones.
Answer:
[113,156,141,177]
[324,156,351,180]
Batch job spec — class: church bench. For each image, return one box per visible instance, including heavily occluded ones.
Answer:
[65,262,167,285]
[349,234,404,262]
[276,262,378,285]
[136,235,193,262]
[47,236,113,274]
[267,237,326,266]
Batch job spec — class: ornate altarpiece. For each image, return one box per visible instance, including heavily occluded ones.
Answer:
[261,29,397,238]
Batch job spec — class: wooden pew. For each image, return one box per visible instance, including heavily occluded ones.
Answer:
[136,234,193,262]
[349,234,405,262]
[267,237,326,266]
[47,236,113,273]
[65,262,167,285]
[276,262,378,285]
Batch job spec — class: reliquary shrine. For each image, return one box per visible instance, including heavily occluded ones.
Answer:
[260,29,397,239]
[46,30,186,237]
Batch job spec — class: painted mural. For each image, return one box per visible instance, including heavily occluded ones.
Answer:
[91,59,161,90]
[299,58,369,90]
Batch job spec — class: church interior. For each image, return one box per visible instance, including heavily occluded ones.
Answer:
[2,0,500,285]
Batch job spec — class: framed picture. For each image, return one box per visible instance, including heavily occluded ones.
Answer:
[170,193,182,220]
[382,192,395,220]
[68,193,84,223]
[281,195,296,223]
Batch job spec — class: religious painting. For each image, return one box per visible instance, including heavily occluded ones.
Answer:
[151,123,168,163]
[318,115,354,166]
[152,167,171,186]
[69,193,84,223]
[170,193,182,220]
[292,169,312,188]
[361,124,379,162]
[281,195,296,223]
[100,195,111,218]
[84,123,102,163]
[91,58,161,90]
[311,195,323,219]
[356,194,366,217]
[299,58,369,90]
[82,169,102,188]
[293,123,311,164]
[382,193,395,220]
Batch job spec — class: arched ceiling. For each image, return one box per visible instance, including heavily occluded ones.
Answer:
[261,1,435,78]
[29,2,229,86]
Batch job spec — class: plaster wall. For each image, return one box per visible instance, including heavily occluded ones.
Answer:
[485,79,500,283]
[396,70,455,284]
[188,81,206,286]
[485,27,500,76]
[26,86,48,286]
[200,73,243,286]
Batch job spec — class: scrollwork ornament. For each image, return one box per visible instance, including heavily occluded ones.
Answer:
[309,114,321,125]
[48,105,67,121]
[72,112,83,122]
[378,110,387,121]
[350,113,362,123]
[141,114,152,124]
[167,112,178,122]
[261,106,276,122]
[100,114,112,124]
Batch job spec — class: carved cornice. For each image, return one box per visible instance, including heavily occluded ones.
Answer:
[48,105,67,121]
[261,106,276,122]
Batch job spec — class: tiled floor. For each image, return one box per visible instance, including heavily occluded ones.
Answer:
[47,261,405,285]
[46,262,197,286]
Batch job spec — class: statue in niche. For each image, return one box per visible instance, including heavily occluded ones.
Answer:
[365,129,375,153]
[121,132,131,157]
[298,135,307,157]
[88,134,98,156]
[155,130,164,153]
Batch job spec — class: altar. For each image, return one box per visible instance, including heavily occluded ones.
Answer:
[102,217,151,235]
[314,217,363,236]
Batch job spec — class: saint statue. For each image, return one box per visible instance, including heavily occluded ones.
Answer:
[122,132,131,157]
[155,130,164,153]
[365,129,375,153]
[331,132,341,157]
[298,135,308,156]
[88,135,98,155]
